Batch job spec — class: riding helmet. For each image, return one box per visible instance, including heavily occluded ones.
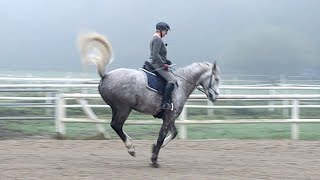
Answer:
[156,22,170,31]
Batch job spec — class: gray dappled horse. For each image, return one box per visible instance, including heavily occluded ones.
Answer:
[78,33,221,168]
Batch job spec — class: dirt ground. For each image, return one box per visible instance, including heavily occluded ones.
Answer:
[0,140,320,180]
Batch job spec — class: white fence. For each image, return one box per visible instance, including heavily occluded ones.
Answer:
[1,83,320,139]
[2,74,320,85]
[55,93,320,140]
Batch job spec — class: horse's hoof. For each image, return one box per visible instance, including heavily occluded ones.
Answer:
[128,146,136,157]
[128,150,136,157]
[150,162,159,168]
[172,131,178,140]
[150,156,159,168]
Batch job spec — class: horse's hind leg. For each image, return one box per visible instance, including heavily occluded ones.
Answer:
[110,107,135,157]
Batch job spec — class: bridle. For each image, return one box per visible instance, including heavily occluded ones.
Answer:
[208,71,219,96]
[171,69,219,97]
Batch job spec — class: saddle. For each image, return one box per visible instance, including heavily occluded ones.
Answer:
[141,61,169,119]
[141,61,167,95]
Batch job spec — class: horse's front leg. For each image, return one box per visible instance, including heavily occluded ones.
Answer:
[161,123,178,148]
[151,114,174,168]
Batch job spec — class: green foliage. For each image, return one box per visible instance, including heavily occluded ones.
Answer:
[0,107,47,116]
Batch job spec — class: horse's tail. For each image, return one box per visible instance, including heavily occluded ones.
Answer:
[77,32,114,78]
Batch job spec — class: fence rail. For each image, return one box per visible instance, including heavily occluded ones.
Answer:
[2,75,320,85]
[2,84,320,90]
[1,84,320,140]
[54,93,320,140]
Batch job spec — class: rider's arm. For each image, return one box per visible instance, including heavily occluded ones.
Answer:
[152,38,166,65]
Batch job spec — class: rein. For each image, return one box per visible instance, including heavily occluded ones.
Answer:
[171,70,207,94]
[171,66,219,97]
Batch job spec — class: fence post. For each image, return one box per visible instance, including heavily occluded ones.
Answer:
[55,94,66,138]
[282,100,289,118]
[280,74,287,85]
[291,99,300,140]
[207,100,214,116]
[77,99,111,139]
[179,107,188,139]
[45,91,54,116]
[280,76,289,118]
[268,89,275,111]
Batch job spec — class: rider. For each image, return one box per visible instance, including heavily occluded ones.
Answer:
[149,22,177,110]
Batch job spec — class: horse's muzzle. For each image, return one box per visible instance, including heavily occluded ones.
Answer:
[208,92,218,102]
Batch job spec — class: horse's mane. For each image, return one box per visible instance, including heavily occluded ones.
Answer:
[176,62,212,74]
[175,61,220,83]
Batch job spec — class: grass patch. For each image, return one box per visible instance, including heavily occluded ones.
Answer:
[2,120,320,140]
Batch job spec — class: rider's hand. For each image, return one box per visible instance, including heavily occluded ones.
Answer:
[165,60,172,65]
[163,64,169,71]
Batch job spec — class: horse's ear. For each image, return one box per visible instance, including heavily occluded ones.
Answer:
[212,61,217,71]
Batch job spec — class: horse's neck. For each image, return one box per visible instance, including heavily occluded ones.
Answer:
[176,63,206,98]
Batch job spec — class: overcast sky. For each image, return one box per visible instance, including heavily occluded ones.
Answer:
[0,0,319,74]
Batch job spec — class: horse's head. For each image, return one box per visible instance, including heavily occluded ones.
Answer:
[199,62,220,102]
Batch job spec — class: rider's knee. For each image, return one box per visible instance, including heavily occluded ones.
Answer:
[166,82,175,90]
[167,80,176,84]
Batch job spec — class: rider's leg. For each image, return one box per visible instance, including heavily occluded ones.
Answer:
[161,83,174,110]
[156,70,177,110]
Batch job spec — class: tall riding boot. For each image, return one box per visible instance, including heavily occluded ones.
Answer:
[161,83,175,110]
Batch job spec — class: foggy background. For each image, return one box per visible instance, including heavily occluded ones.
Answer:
[0,0,319,75]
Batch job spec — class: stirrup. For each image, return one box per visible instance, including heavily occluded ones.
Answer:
[161,103,173,111]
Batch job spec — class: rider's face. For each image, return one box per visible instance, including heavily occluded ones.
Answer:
[161,30,168,37]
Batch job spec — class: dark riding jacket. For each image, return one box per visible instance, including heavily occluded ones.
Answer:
[149,36,167,68]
